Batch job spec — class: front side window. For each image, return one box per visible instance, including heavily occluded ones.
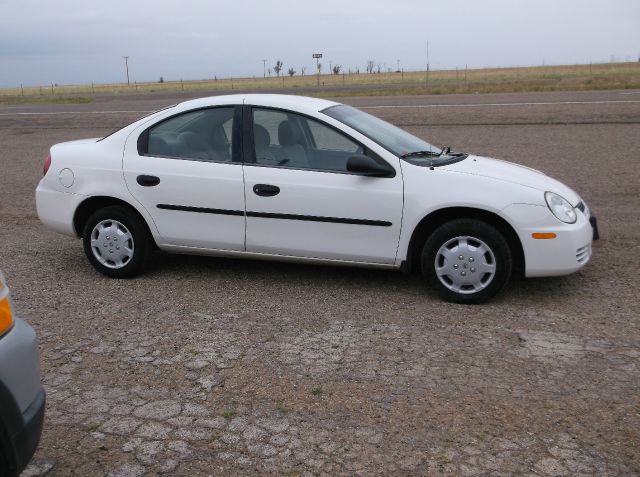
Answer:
[251,108,368,173]
[144,107,235,162]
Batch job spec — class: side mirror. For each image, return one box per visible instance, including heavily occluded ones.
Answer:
[346,154,394,177]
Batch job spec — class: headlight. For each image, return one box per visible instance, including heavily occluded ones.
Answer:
[545,192,577,224]
[0,271,14,337]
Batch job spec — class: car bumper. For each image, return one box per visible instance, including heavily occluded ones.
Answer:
[500,204,594,278]
[35,179,86,237]
[0,319,45,476]
[0,387,45,477]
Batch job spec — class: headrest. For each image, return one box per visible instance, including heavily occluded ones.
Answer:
[211,127,228,146]
[278,121,301,147]
[254,124,271,148]
[178,131,206,149]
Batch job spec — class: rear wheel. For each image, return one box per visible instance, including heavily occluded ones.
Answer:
[422,219,512,303]
[82,206,152,278]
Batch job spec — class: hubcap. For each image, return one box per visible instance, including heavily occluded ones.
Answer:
[90,220,134,269]
[434,236,496,294]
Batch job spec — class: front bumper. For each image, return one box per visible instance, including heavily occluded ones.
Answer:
[0,387,45,477]
[500,204,594,278]
[0,319,45,476]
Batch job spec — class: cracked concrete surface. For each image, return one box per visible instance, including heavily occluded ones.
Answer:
[23,311,640,475]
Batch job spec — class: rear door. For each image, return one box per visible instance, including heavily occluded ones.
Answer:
[122,106,246,250]
[243,106,403,264]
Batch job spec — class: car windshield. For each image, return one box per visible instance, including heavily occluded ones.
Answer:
[322,104,442,158]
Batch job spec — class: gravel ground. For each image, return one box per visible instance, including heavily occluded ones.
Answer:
[1,90,639,476]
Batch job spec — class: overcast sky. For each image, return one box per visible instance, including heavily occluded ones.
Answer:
[1,0,638,87]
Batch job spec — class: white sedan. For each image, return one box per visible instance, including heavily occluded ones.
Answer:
[35,94,597,303]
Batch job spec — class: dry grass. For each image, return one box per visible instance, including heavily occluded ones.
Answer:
[1,62,639,103]
[0,95,92,105]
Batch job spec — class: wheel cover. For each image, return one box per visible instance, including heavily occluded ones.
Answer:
[434,235,496,295]
[90,219,135,269]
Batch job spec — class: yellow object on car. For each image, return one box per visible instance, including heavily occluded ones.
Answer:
[0,275,14,337]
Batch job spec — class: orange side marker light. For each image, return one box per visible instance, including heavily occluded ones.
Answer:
[532,232,557,239]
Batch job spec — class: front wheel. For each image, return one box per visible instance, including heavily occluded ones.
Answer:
[422,219,512,304]
[82,206,152,278]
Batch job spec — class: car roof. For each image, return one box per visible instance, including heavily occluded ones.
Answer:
[175,94,341,115]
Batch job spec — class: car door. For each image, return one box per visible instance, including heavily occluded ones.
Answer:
[122,105,246,250]
[243,106,403,264]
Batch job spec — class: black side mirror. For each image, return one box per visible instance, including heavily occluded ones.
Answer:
[346,154,394,177]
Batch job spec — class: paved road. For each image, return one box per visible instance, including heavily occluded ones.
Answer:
[2,88,640,115]
[1,90,639,476]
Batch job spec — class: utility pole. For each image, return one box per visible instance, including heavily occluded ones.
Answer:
[123,56,130,85]
[262,59,266,78]
[425,41,430,88]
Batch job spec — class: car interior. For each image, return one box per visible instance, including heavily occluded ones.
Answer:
[252,109,364,173]
[146,108,234,162]
[144,106,373,173]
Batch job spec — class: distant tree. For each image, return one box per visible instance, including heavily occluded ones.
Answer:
[376,64,382,74]
[159,76,164,83]
[288,67,296,77]
[356,67,360,74]
[366,60,375,73]
[301,66,307,76]
[273,60,283,77]
[317,63,322,74]
[268,68,272,77]
[332,64,342,75]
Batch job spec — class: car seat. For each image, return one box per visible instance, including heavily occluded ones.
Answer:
[277,121,309,168]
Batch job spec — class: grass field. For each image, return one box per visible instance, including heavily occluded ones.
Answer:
[1,61,639,104]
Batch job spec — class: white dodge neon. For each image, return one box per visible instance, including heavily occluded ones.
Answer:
[35,94,597,303]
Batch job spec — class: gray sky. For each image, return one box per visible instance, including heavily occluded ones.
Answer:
[1,0,638,87]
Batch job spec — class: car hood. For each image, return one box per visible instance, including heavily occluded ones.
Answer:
[443,155,581,205]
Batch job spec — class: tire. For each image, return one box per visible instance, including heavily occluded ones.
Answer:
[82,205,152,278]
[0,449,10,477]
[421,219,512,304]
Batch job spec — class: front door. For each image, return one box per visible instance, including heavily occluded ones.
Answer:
[243,107,403,264]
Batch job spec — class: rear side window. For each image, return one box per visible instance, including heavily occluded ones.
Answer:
[141,107,235,162]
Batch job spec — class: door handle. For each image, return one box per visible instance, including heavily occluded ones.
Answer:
[137,175,160,187]
[253,184,280,197]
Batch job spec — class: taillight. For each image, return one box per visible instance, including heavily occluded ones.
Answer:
[43,153,51,176]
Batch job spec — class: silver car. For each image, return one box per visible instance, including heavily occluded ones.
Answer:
[0,271,45,476]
